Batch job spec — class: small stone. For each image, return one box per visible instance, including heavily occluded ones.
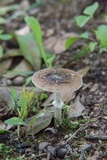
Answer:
[46,145,56,157]
[39,142,49,151]
[0,78,12,86]
[16,148,25,154]
[57,148,67,158]
[13,76,25,86]
[31,154,36,158]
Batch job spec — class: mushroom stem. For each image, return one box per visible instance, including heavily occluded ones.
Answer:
[52,92,64,123]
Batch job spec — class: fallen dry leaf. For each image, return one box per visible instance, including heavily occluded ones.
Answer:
[3,59,33,79]
[24,108,53,135]
[0,87,13,118]
[77,66,90,78]
[68,95,85,118]
[0,59,12,76]
[89,83,98,92]
[44,32,78,54]
[0,120,5,130]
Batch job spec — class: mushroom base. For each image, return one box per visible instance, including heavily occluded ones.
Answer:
[54,107,62,123]
[52,92,64,123]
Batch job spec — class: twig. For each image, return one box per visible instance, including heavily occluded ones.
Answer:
[65,122,89,143]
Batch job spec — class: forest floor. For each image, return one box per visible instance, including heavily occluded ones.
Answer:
[0,0,107,160]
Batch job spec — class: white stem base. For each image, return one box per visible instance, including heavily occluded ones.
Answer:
[52,92,64,123]
[54,107,62,123]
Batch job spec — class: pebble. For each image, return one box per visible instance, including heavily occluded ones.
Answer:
[0,78,12,86]
[46,145,56,157]
[39,142,49,151]
[13,76,25,86]
[57,148,67,158]
[16,148,25,154]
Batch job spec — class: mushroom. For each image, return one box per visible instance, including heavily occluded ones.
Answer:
[32,68,83,123]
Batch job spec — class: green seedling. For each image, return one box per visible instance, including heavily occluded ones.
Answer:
[5,117,27,137]
[25,16,55,67]
[76,2,99,27]
[5,89,35,137]
[66,1,107,57]
[0,29,12,58]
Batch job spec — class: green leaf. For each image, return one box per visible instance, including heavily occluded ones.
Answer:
[65,37,78,49]
[83,2,99,17]
[95,25,107,48]
[0,45,3,58]
[16,32,41,70]
[72,48,90,60]
[0,34,12,40]
[44,51,55,67]
[5,117,27,126]
[40,93,48,101]
[0,30,3,34]
[0,130,5,133]
[76,15,90,27]
[80,32,89,39]
[99,47,107,53]
[25,16,42,45]
[25,16,49,67]
[89,42,97,52]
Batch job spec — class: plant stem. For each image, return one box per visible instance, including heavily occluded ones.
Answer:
[17,125,20,137]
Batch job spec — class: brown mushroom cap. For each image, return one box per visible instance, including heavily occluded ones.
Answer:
[32,68,83,93]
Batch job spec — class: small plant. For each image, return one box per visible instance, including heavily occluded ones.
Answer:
[0,29,12,58]
[25,16,55,67]
[5,89,35,137]
[5,89,48,137]
[0,143,12,157]
[66,1,107,56]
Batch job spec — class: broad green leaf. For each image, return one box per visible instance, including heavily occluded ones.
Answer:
[83,2,99,17]
[80,32,89,39]
[0,34,12,40]
[65,37,78,49]
[0,45,3,58]
[16,33,41,70]
[95,25,107,48]
[76,15,90,27]
[25,16,42,45]
[89,42,97,52]
[5,117,27,126]
[25,16,49,67]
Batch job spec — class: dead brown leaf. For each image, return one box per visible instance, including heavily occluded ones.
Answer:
[68,95,85,118]
[0,59,12,76]
[44,32,78,54]
[3,59,33,79]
